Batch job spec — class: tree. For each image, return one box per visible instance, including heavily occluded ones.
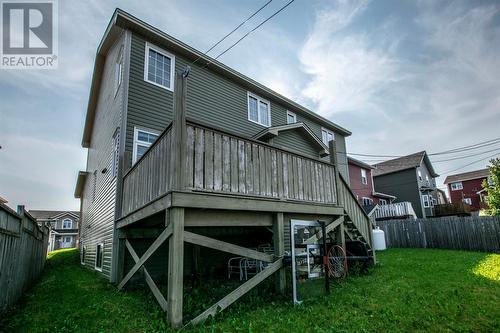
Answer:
[482,158,500,216]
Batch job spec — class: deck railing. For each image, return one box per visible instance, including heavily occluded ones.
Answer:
[373,201,417,221]
[121,121,338,217]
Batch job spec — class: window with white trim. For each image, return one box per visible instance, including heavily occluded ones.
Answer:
[144,43,175,91]
[62,218,72,229]
[463,198,472,205]
[422,194,430,208]
[247,93,271,127]
[111,129,120,178]
[321,128,334,146]
[133,127,160,164]
[63,236,72,243]
[95,243,103,271]
[115,46,123,95]
[450,182,463,191]
[379,199,387,205]
[361,168,368,185]
[432,198,437,205]
[418,170,422,181]
[362,197,373,206]
[425,174,429,185]
[286,111,297,124]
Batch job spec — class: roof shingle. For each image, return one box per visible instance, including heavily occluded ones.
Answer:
[443,168,490,184]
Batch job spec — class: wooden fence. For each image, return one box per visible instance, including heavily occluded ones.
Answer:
[377,216,500,253]
[0,204,49,313]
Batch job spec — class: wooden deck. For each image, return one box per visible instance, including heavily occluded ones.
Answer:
[121,121,339,219]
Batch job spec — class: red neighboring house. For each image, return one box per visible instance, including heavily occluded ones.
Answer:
[444,168,490,211]
[348,157,395,207]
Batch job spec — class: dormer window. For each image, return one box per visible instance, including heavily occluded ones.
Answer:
[321,128,334,145]
[286,111,297,124]
[361,168,368,185]
[62,218,72,229]
[247,92,271,127]
[144,43,175,91]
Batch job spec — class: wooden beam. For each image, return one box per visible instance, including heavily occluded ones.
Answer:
[273,213,286,294]
[190,259,283,325]
[305,216,344,244]
[125,240,168,312]
[184,231,274,262]
[337,223,346,249]
[118,228,165,239]
[117,224,172,289]
[329,141,342,206]
[167,207,184,328]
[116,195,171,229]
[171,191,344,216]
[184,209,273,227]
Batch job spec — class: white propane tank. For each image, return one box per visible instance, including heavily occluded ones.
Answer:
[372,227,386,251]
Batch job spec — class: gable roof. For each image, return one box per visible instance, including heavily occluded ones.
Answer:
[81,8,351,148]
[28,210,80,220]
[443,168,490,184]
[347,156,375,170]
[373,151,439,177]
[253,122,329,157]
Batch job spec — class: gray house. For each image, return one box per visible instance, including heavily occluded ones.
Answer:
[373,151,439,218]
[74,9,373,327]
[29,210,80,251]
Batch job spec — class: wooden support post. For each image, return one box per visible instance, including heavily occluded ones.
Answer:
[336,223,346,250]
[172,71,188,190]
[273,212,285,294]
[116,234,126,282]
[329,141,342,206]
[167,207,185,328]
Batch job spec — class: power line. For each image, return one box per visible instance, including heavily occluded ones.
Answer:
[438,152,499,175]
[431,147,500,163]
[212,0,296,61]
[191,0,273,66]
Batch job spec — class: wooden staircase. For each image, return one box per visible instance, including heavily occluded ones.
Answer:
[337,175,375,260]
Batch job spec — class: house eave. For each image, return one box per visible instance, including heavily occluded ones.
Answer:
[74,171,89,199]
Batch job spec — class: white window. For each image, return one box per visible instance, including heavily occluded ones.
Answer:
[422,194,430,208]
[432,198,437,205]
[115,46,123,95]
[144,43,175,91]
[425,175,429,185]
[286,111,297,124]
[361,168,368,185]
[95,243,104,271]
[247,92,271,127]
[321,128,334,146]
[418,170,422,181]
[62,218,72,229]
[362,197,373,206]
[463,198,472,205]
[63,236,72,243]
[133,127,160,164]
[451,182,463,191]
[379,199,387,205]
[111,130,120,178]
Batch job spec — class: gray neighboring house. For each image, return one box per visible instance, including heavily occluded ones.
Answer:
[29,210,80,252]
[373,151,439,218]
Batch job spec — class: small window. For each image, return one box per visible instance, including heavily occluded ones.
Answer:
[286,111,297,124]
[422,194,430,208]
[418,170,422,181]
[432,198,437,205]
[62,218,72,229]
[451,182,463,191]
[115,46,123,95]
[463,198,472,205]
[95,243,104,271]
[361,168,368,185]
[133,127,160,164]
[321,128,334,146]
[247,92,271,127]
[362,197,373,206]
[111,129,120,178]
[425,175,429,185]
[144,43,175,91]
[81,245,86,265]
[379,199,387,205]
[63,236,72,243]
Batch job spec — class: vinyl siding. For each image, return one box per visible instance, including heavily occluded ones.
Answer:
[271,130,321,158]
[373,168,423,218]
[79,34,126,279]
[125,33,349,179]
[52,214,79,230]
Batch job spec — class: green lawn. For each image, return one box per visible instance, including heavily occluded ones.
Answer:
[1,248,499,333]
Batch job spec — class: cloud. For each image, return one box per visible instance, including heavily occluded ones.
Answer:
[298,0,500,184]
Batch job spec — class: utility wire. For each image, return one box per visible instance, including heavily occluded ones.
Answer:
[191,0,273,66]
[438,152,499,175]
[432,147,500,163]
[212,0,296,61]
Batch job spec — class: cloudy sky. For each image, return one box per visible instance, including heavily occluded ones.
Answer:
[1,0,499,210]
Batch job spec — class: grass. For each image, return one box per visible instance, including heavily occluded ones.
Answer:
[1,248,499,333]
